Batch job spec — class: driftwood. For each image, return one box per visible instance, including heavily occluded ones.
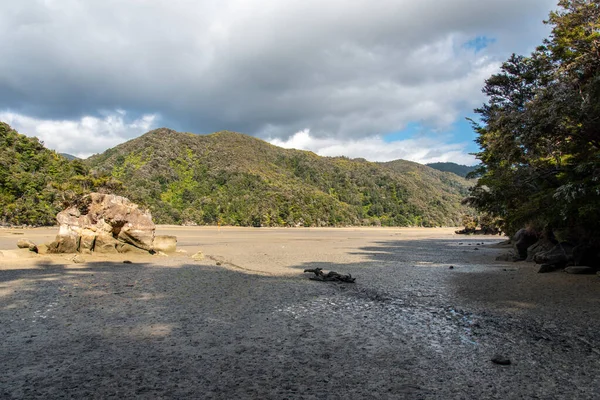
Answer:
[303,268,356,283]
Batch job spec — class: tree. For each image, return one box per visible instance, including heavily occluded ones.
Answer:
[468,0,600,242]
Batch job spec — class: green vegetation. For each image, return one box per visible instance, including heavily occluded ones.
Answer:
[426,162,477,178]
[0,122,121,225]
[87,128,472,227]
[467,0,600,242]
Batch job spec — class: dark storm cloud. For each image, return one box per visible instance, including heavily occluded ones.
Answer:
[0,0,556,151]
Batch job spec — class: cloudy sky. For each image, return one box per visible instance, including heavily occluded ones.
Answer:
[1,0,557,164]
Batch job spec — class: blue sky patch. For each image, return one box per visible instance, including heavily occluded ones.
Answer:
[463,36,496,52]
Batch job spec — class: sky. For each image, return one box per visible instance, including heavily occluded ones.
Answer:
[0,0,557,164]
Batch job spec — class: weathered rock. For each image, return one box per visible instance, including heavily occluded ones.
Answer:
[17,238,37,252]
[116,243,149,255]
[191,251,205,260]
[152,235,177,253]
[538,264,562,273]
[50,193,161,254]
[513,229,538,259]
[565,266,596,275]
[72,255,86,264]
[94,233,120,254]
[526,239,556,262]
[79,229,96,254]
[48,234,79,254]
[534,244,569,266]
[36,244,49,255]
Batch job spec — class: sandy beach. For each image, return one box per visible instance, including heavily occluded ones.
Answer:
[1,226,599,399]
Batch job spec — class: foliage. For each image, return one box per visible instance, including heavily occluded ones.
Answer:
[426,162,478,178]
[467,0,600,241]
[0,122,122,225]
[86,129,472,227]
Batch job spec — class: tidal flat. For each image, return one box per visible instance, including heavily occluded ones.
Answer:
[1,227,599,399]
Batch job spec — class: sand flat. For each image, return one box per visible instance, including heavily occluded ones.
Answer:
[1,226,599,399]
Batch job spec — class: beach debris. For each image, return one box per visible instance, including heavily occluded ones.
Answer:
[303,268,356,283]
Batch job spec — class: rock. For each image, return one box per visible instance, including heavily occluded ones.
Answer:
[17,238,37,252]
[155,251,169,257]
[538,264,562,273]
[491,355,511,365]
[123,260,133,264]
[49,193,164,255]
[526,239,556,262]
[534,244,568,266]
[191,251,205,261]
[513,229,538,259]
[565,266,596,275]
[36,244,49,255]
[152,235,177,253]
[94,233,120,254]
[78,229,96,254]
[72,255,85,264]
[116,243,149,254]
[48,233,79,254]
[449,266,454,270]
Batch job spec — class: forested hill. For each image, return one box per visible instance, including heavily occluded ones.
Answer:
[426,162,477,178]
[0,122,118,225]
[86,128,471,227]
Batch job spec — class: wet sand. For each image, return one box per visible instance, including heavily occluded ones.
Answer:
[1,226,599,399]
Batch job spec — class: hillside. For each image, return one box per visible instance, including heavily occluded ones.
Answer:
[86,128,472,227]
[0,122,117,225]
[426,162,477,178]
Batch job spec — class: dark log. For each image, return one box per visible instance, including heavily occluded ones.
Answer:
[303,268,356,283]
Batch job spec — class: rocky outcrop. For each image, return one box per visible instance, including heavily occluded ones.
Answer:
[513,229,539,260]
[47,193,174,254]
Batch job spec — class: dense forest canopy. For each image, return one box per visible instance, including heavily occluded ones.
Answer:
[468,0,600,242]
[0,122,119,225]
[86,129,472,227]
[0,122,472,227]
[426,162,477,178]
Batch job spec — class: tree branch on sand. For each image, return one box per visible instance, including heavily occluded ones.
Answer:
[303,268,356,283]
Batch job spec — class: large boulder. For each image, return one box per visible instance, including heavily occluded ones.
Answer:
[513,228,538,259]
[533,243,570,266]
[47,193,168,255]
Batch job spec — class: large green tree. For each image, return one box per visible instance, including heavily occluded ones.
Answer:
[469,0,600,241]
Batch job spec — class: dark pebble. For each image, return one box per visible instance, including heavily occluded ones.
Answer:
[491,355,511,365]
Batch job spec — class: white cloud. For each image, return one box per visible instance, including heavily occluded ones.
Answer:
[0,111,158,158]
[270,129,477,165]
